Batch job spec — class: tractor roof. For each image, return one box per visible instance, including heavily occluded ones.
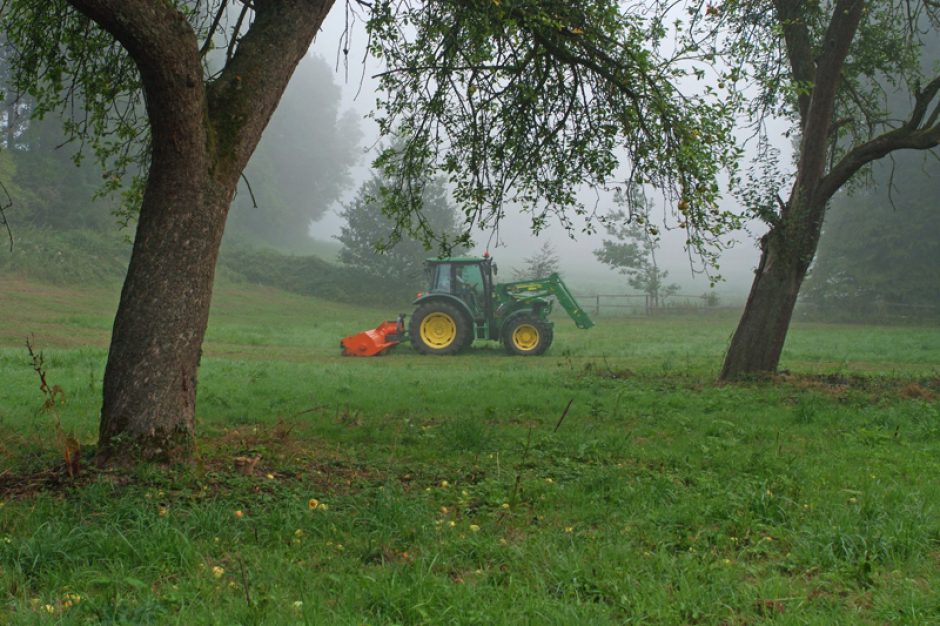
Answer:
[425,256,490,264]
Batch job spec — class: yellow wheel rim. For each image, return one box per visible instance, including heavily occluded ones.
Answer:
[511,324,540,351]
[420,312,457,349]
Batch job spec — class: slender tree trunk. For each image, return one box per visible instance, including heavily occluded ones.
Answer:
[5,100,16,149]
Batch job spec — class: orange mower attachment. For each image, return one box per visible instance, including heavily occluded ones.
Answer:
[340,315,406,356]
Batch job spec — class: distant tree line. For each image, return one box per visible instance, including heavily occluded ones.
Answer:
[802,153,940,319]
[0,53,359,249]
[800,29,940,321]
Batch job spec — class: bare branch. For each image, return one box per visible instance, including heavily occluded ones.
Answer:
[199,0,228,58]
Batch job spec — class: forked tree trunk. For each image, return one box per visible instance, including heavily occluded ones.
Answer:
[719,0,865,382]
[65,0,335,465]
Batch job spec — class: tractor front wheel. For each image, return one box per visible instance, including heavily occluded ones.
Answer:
[502,315,553,356]
[410,302,471,355]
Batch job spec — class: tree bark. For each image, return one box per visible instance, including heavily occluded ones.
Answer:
[719,0,864,382]
[719,215,820,379]
[62,0,335,464]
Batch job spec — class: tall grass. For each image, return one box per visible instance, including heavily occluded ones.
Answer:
[1,278,939,624]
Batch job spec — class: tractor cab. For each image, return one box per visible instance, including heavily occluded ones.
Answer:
[423,256,494,322]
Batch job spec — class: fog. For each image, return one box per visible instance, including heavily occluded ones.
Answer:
[305,11,762,301]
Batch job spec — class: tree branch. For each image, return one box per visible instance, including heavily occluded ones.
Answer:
[816,119,940,203]
[906,74,940,130]
[773,0,816,125]
[206,0,335,176]
[199,0,229,58]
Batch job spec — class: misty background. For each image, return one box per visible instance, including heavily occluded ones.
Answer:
[295,11,761,298]
[1,9,937,319]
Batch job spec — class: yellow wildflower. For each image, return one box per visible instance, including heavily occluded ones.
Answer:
[61,593,81,608]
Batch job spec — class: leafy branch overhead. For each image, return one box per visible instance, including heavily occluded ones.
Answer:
[681,0,940,222]
[3,0,146,214]
[367,0,742,265]
[1,0,325,222]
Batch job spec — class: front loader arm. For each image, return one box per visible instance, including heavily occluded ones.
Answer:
[499,274,594,329]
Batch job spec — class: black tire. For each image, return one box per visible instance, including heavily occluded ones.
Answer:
[409,301,472,355]
[502,314,553,356]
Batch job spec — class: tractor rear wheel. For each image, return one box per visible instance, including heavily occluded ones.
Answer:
[502,315,553,356]
[410,301,471,355]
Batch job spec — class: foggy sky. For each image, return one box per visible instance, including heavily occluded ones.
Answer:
[306,9,763,298]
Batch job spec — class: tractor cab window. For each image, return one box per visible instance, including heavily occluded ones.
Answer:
[455,263,486,317]
[455,264,484,293]
[430,263,453,293]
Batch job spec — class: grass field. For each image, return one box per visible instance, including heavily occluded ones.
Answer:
[1,275,939,625]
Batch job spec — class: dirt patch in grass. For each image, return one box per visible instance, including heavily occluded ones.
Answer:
[0,462,100,499]
[0,422,392,502]
[898,382,938,401]
[775,372,940,397]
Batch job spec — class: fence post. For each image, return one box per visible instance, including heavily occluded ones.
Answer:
[595,295,600,316]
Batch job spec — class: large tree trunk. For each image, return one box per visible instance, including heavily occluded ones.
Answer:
[719,227,810,380]
[97,181,235,463]
[719,0,865,382]
[721,180,833,380]
[66,0,335,465]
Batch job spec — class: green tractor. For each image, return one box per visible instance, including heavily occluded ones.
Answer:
[408,255,593,356]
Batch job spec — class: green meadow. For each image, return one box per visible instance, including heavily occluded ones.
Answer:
[1,275,939,624]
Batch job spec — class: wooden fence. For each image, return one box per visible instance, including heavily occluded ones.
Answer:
[572,293,729,317]
[570,294,940,321]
